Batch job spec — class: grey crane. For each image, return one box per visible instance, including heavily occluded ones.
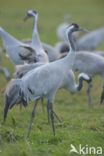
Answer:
[4,23,91,136]
[76,27,104,51]
[23,10,49,63]
[60,50,104,105]
[72,51,104,105]
[23,9,63,62]
[18,9,62,62]
[55,27,104,54]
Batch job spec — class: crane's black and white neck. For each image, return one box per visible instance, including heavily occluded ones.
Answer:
[63,23,81,68]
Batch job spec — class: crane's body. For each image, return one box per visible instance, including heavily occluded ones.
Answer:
[19,57,77,103]
[73,52,104,77]
[72,51,104,104]
[76,27,104,51]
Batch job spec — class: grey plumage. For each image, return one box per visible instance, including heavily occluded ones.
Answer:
[73,52,104,76]
[94,51,104,57]
[58,49,104,104]
[55,27,104,54]
[42,43,60,61]
[22,39,60,62]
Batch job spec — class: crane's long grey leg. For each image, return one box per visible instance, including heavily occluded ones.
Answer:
[47,100,61,124]
[86,82,93,106]
[27,100,38,137]
[52,111,62,123]
[48,102,55,136]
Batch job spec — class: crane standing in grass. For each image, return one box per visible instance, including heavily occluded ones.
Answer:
[4,23,92,136]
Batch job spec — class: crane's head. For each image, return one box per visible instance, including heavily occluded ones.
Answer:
[4,79,27,121]
[66,23,88,34]
[24,9,38,21]
[77,73,92,91]
[78,73,92,83]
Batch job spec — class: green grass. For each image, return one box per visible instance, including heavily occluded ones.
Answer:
[0,0,104,155]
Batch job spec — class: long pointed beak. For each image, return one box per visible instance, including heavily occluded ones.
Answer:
[79,28,89,32]
[23,15,29,22]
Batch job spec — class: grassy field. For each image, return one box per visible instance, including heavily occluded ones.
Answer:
[0,0,104,155]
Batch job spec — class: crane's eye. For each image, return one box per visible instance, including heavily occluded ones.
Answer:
[71,23,79,29]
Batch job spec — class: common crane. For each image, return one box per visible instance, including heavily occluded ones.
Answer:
[4,23,91,136]
[23,10,49,63]
[55,27,104,53]
[72,51,104,105]
[76,27,104,51]
[60,50,104,105]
